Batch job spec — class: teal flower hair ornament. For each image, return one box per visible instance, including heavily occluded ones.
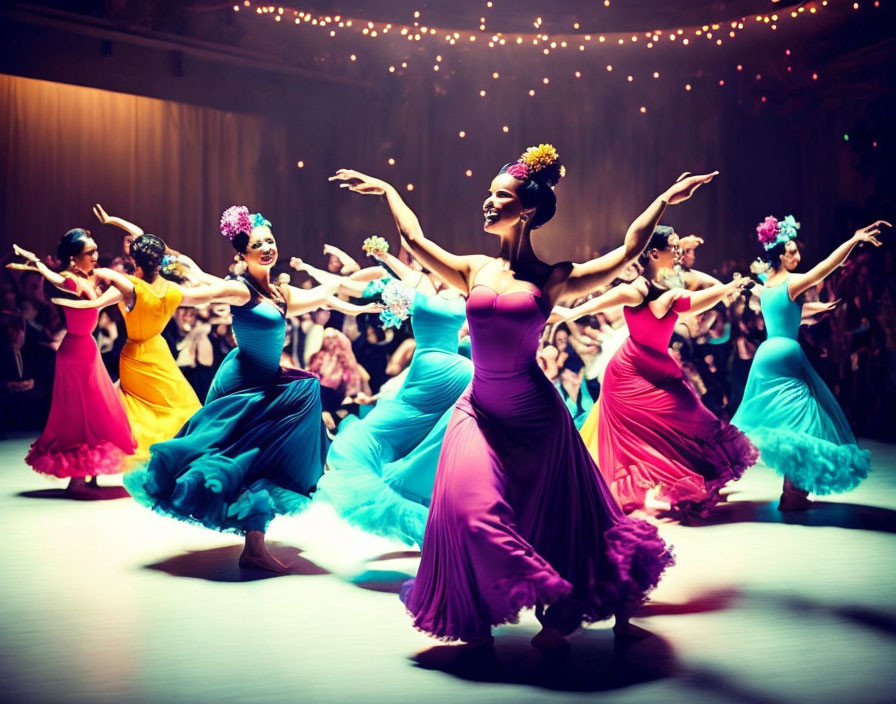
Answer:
[249,212,272,230]
[379,279,413,329]
[777,215,800,242]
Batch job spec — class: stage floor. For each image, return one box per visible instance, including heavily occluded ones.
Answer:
[0,436,894,704]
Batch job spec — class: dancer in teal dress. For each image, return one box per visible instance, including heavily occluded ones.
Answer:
[291,241,472,546]
[732,215,890,510]
[124,206,381,572]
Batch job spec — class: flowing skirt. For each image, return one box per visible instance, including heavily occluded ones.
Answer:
[401,365,674,642]
[119,336,201,463]
[124,362,328,534]
[732,337,869,494]
[317,350,472,546]
[26,332,135,477]
[593,338,758,516]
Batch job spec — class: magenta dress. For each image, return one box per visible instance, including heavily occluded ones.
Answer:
[26,277,135,477]
[595,291,758,517]
[400,284,674,642]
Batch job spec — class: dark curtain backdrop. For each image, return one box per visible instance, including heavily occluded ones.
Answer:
[1,27,891,276]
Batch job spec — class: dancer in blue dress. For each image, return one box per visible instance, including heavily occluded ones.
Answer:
[732,215,890,510]
[124,206,381,572]
[291,240,472,547]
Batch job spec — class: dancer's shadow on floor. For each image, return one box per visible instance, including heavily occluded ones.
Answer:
[412,629,676,692]
[145,543,330,582]
[17,486,131,501]
[693,499,896,534]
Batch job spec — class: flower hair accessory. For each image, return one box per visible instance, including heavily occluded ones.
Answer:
[508,143,566,187]
[250,212,271,230]
[756,214,800,250]
[362,235,390,257]
[220,206,252,241]
[379,279,413,329]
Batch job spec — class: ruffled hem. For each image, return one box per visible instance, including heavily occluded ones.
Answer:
[672,424,759,521]
[399,570,574,643]
[746,426,869,495]
[589,518,675,621]
[125,467,315,535]
[315,479,428,548]
[27,440,131,478]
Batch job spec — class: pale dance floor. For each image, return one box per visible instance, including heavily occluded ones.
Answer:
[1,436,894,703]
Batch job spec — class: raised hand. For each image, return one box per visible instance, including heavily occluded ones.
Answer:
[289,257,306,272]
[13,244,39,263]
[663,171,719,206]
[93,203,111,224]
[329,169,389,196]
[852,220,891,247]
[6,262,38,272]
[678,235,705,251]
[358,302,385,315]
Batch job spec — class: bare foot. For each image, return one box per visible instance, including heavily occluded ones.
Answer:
[531,626,570,650]
[240,530,290,574]
[239,551,290,574]
[613,618,652,641]
[778,478,812,511]
[64,477,95,500]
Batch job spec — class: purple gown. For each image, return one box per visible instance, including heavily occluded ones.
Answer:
[401,284,674,642]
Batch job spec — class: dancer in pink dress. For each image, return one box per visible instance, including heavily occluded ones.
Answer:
[8,233,135,497]
[553,228,757,518]
[331,148,716,648]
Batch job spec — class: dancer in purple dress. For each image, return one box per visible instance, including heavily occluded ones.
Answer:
[331,146,716,648]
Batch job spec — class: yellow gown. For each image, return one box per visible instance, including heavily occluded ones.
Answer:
[119,275,201,463]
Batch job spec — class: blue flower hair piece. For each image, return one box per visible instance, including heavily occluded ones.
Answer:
[249,212,272,229]
[379,279,413,329]
[777,215,800,241]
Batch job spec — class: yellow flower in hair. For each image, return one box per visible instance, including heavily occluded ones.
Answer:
[520,143,559,173]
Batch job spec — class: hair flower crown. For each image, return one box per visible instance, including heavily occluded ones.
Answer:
[509,143,566,187]
[756,214,800,250]
[220,205,270,240]
[362,235,390,257]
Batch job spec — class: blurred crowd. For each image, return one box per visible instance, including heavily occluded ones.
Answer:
[4,237,896,442]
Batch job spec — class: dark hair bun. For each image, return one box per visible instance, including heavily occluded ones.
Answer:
[56,228,92,264]
[130,234,167,279]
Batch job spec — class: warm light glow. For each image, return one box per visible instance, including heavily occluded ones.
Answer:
[574,71,581,78]
[459,131,466,138]
[297,161,304,168]
[492,72,499,79]
[465,169,473,177]
[606,64,613,71]
[685,84,692,91]
[479,90,487,97]
[529,89,536,96]
[388,158,396,165]
[627,75,633,82]
[350,54,356,61]
[543,77,549,84]
[406,183,414,191]
[502,125,509,133]
[639,106,647,113]
[653,71,659,78]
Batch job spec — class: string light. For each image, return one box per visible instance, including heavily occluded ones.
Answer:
[388,158,396,165]
[296,160,304,167]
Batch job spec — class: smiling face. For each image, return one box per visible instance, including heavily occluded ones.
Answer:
[648,233,681,271]
[243,226,278,273]
[482,173,534,235]
[71,237,99,274]
[778,240,801,271]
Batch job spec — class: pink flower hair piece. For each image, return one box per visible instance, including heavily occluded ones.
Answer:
[756,216,779,247]
[506,162,530,180]
[220,205,252,241]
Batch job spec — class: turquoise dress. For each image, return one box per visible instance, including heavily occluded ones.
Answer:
[124,277,329,534]
[731,276,869,494]
[317,289,472,546]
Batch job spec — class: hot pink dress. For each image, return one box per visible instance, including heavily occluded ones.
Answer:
[26,277,135,477]
[401,284,674,642]
[594,292,758,517]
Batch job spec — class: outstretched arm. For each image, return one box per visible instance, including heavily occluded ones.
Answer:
[661,278,748,318]
[178,279,251,308]
[788,220,890,300]
[51,286,124,310]
[290,258,386,298]
[324,297,384,317]
[548,283,644,323]
[329,169,483,293]
[94,203,143,254]
[561,172,718,299]
[8,245,68,290]
[322,244,361,275]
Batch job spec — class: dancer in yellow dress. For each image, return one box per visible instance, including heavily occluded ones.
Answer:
[54,227,201,462]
